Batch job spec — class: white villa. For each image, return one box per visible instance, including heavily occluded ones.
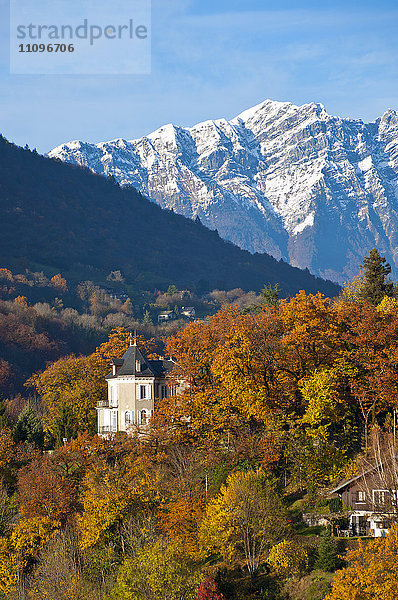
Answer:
[97,338,176,435]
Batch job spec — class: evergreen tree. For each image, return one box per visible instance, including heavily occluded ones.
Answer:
[142,310,152,325]
[260,283,280,307]
[167,284,178,296]
[13,405,44,448]
[361,248,394,304]
[52,404,79,447]
[315,527,338,572]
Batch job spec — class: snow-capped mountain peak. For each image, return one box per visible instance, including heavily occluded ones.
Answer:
[48,99,398,283]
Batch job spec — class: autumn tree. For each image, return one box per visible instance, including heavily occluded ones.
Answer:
[197,577,226,600]
[340,273,366,303]
[0,536,18,596]
[267,539,308,578]
[10,515,60,573]
[27,353,104,438]
[159,495,204,557]
[110,540,201,600]
[18,456,77,525]
[200,469,287,575]
[325,525,398,600]
[78,450,163,551]
[50,274,68,293]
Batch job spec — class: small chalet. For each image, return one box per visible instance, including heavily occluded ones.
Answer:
[181,306,196,318]
[329,467,396,537]
[97,338,176,436]
[158,310,175,323]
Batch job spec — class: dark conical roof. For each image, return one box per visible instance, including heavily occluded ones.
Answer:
[106,344,174,379]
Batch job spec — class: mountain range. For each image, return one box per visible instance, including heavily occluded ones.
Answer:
[0,135,339,297]
[49,99,398,284]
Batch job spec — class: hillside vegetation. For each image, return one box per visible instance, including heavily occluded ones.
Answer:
[0,250,397,600]
[0,135,339,297]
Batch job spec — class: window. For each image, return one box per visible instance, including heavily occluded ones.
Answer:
[125,411,131,427]
[139,385,147,399]
[140,410,148,424]
[373,490,390,506]
[160,385,168,399]
[357,491,366,502]
[111,411,118,432]
[109,385,118,407]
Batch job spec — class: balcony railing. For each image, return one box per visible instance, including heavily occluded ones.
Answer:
[97,400,119,408]
[98,425,118,434]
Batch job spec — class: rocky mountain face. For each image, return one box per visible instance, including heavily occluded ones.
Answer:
[49,100,398,283]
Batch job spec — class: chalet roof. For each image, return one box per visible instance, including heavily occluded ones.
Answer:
[106,344,174,379]
[329,465,378,495]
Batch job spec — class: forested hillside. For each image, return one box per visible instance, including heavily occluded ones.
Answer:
[1,250,398,600]
[0,135,339,297]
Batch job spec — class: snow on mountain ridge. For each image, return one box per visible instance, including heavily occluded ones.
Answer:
[48,99,398,283]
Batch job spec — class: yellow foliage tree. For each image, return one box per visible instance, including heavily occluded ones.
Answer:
[0,536,18,596]
[377,296,398,314]
[300,368,345,440]
[11,516,60,570]
[27,353,105,437]
[50,274,68,293]
[200,469,287,574]
[325,525,398,600]
[267,539,308,578]
[340,273,366,303]
[78,457,162,550]
[110,540,201,600]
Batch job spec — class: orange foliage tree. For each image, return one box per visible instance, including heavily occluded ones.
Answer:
[17,456,78,525]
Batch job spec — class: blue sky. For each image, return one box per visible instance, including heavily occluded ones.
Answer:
[1,0,398,153]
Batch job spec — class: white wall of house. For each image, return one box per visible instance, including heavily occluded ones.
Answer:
[98,375,170,435]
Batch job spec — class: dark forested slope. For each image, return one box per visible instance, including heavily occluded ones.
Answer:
[0,136,339,296]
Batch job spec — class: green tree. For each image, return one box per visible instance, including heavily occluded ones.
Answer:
[142,310,152,325]
[52,404,79,447]
[110,540,200,600]
[260,283,280,307]
[361,248,394,304]
[167,285,178,296]
[315,527,338,572]
[13,405,44,448]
